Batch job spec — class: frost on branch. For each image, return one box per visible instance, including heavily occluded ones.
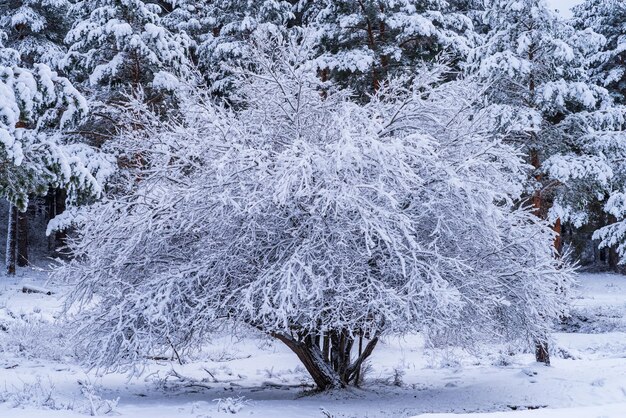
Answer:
[0,44,109,209]
[62,0,192,93]
[57,32,574,390]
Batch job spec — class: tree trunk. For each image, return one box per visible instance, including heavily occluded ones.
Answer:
[535,340,550,365]
[55,188,67,249]
[273,330,379,390]
[5,205,17,275]
[608,214,620,270]
[17,208,28,267]
[354,334,363,386]
[273,332,342,390]
[47,188,67,254]
[608,246,619,272]
[530,148,554,365]
[322,331,330,362]
[552,217,562,256]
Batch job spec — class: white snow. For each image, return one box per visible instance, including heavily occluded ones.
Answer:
[547,0,582,18]
[0,271,625,417]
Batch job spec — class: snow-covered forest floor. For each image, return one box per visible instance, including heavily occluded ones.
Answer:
[0,270,624,418]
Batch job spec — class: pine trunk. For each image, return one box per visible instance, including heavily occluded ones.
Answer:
[47,188,67,253]
[552,217,562,256]
[5,205,17,275]
[608,215,620,270]
[530,149,554,365]
[535,340,550,365]
[17,208,28,267]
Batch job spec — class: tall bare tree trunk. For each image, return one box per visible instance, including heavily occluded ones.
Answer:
[608,214,620,270]
[47,188,67,254]
[55,189,67,247]
[17,208,28,267]
[552,217,562,255]
[6,205,17,275]
[530,148,553,365]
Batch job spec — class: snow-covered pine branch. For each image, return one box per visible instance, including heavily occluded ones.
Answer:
[56,30,574,390]
[62,0,193,94]
[0,0,70,68]
[0,39,110,209]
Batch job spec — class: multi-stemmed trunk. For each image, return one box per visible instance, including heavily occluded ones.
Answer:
[273,329,379,390]
[530,148,553,365]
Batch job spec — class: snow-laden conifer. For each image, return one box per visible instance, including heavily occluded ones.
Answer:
[305,0,479,95]
[63,0,192,93]
[469,0,625,235]
[0,0,70,67]
[0,39,107,209]
[573,0,626,104]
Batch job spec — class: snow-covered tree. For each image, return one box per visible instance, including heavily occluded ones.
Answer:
[161,0,480,96]
[57,32,573,390]
[0,0,71,67]
[573,0,626,104]
[304,0,479,95]
[0,33,112,274]
[62,0,193,95]
[0,61,94,209]
[469,0,625,248]
[571,2,626,260]
[161,0,213,47]
[162,0,295,92]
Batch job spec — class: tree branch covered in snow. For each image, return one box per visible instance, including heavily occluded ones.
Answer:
[56,31,574,389]
[0,34,111,209]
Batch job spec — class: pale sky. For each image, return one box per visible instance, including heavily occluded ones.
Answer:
[547,0,583,18]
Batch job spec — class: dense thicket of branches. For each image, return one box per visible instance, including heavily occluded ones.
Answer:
[55,33,574,389]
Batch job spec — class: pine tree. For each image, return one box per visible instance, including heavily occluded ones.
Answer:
[573,0,626,104]
[0,0,71,68]
[161,0,213,44]
[163,0,295,92]
[470,0,623,239]
[0,2,74,267]
[469,0,625,361]
[63,0,193,95]
[0,34,109,273]
[581,2,626,262]
[304,0,479,96]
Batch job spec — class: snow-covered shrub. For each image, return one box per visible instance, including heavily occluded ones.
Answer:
[0,378,57,409]
[0,377,118,415]
[214,396,249,414]
[56,31,574,390]
[78,380,119,416]
[0,310,72,361]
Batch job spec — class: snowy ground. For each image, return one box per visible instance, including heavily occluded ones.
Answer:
[0,269,625,417]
